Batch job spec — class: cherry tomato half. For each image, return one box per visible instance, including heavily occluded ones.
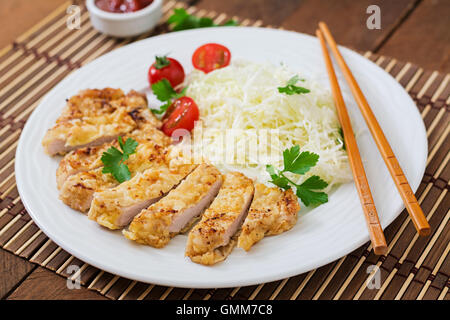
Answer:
[162,97,199,137]
[192,43,231,73]
[148,56,185,88]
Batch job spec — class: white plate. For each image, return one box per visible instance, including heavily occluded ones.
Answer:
[15,27,427,288]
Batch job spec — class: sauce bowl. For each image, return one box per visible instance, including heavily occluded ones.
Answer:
[86,0,163,37]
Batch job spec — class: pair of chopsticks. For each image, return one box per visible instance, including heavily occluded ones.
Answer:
[316,22,430,255]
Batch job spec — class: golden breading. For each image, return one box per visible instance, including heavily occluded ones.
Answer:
[42,89,160,155]
[59,167,117,212]
[58,88,125,121]
[56,142,114,190]
[123,164,223,248]
[237,183,300,251]
[59,137,169,212]
[88,163,197,230]
[185,172,254,265]
[56,125,170,189]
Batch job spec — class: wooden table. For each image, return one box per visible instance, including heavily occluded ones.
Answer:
[0,0,448,300]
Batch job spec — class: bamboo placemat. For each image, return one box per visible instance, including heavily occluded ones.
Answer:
[0,0,448,300]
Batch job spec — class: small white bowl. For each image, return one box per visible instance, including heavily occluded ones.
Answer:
[86,0,162,37]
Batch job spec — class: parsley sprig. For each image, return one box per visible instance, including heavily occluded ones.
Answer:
[154,55,170,69]
[168,8,238,31]
[278,75,310,95]
[101,137,138,183]
[150,79,187,116]
[266,145,329,206]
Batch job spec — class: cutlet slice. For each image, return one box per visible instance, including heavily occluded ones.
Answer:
[123,164,223,248]
[185,172,254,265]
[59,137,168,212]
[88,163,197,230]
[58,88,125,121]
[42,89,160,155]
[56,142,113,190]
[56,125,170,189]
[237,183,300,251]
[58,89,159,127]
[59,167,117,212]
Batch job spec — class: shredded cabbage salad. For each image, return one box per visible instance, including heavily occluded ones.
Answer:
[183,61,351,189]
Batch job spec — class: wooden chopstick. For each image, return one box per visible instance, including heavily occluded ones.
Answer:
[316,29,387,255]
[318,22,431,236]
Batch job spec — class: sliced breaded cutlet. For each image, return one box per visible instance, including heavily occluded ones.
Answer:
[185,172,254,265]
[42,89,160,155]
[59,167,117,212]
[123,164,223,248]
[56,142,113,190]
[237,183,300,251]
[88,163,197,230]
[59,134,168,212]
[56,124,170,189]
[58,88,125,121]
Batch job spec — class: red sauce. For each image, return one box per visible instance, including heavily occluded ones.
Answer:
[95,0,154,13]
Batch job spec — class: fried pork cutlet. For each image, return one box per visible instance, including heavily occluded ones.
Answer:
[59,167,117,212]
[88,163,197,230]
[59,134,168,212]
[237,183,300,251]
[56,142,113,190]
[42,89,160,155]
[56,125,170,189]
[58,88,125,121]
[185,172,254,265]
[123,164,223,248]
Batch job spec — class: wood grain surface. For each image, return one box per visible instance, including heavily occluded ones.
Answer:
[0,0,68,49]
[379,0,450,73]
[7,267,106,300]
[282,0,418,51]
[192,0,303,26]
[0,250,35,298]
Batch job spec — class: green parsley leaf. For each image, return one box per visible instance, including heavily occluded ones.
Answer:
[282,145,300,171]
[278,76,310,95]
[167,8,189,24]
[150,80,187,116]
[266,165,291,190]
[106,162,132,184]
[151,102,170,115]
[118,137,138,161]
[223,20,239,26]
[151,79,177,102]
[100,147,123,169]
[299,175,328,190]
[168,8,238,31]
[198,17,215,28]
[296,187,328,207]
[101,137,138,183]
[282,146,319,175]
[266,145,329,207]
[154,55,170,69]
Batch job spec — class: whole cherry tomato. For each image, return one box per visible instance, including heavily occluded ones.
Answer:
[148,56,185,88]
